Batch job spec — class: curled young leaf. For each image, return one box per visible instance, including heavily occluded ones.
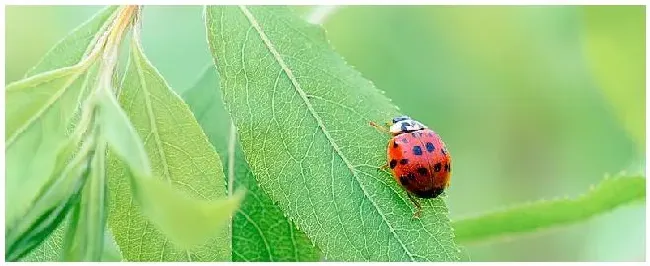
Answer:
[62,142,109,262]
[97,87,152,178]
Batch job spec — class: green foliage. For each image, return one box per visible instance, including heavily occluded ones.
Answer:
[97,84,152,178]
[6,6,240,262]
[5,67,86,233]
[5,5,646,263]
[182,66,322,262]
[453,175,646,244]
[106,28,240,261]
[62,142,109,261]
[205,6,459,262]
[5,7,119,260]
[21,225,123,262]
[6,135,94,261]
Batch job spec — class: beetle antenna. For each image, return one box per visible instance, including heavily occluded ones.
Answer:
[370,121,390,134]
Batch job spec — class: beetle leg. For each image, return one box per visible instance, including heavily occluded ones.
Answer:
[407,193,422,219]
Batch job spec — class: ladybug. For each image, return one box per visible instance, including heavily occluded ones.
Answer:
[371,115,452,218]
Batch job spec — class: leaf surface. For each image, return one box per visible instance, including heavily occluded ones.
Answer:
[452,175,646,244]
[107,32,238,262]
[20,224,123,262]
[182,66,321,262]
[205,6,459,261]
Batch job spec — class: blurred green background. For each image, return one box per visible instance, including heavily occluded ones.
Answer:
[5,5,645,262]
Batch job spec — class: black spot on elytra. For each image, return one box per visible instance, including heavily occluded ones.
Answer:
[408,173,416,180]
[400,158,409,165]
[434,163,442,172]
[393,141,399,148]
[414,187,445,199]
[389,159,397,169]
[401,138,408,143]
[399,176,409,186]
[413,146,423,156]
[445,163,450,172]
[400,173,416,186]
[426,142,435,152]
[417,167,428,176]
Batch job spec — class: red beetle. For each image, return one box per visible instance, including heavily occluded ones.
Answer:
[371,115,452,218]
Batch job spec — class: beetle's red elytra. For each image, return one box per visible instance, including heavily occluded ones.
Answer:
[371,115,452,218]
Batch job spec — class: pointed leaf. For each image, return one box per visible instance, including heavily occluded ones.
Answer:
[452,175,646,244]
[206,6,459,261]
[107,32,240,261]
[182,66,321,262]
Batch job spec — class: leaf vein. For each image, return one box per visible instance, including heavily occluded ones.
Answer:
[237,5,416,261]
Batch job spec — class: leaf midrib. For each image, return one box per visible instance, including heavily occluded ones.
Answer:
[130,40,185,261]
[132,44,172,183]
[237,6,416,261]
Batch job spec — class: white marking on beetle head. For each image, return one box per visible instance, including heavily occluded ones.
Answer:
[389,116,427,134]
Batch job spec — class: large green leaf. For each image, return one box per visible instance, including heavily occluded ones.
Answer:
[205,6,459,261]
[107,31,238,262]
[452,175,646,244]
[582,6,645,152]
[182,66,321,262]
